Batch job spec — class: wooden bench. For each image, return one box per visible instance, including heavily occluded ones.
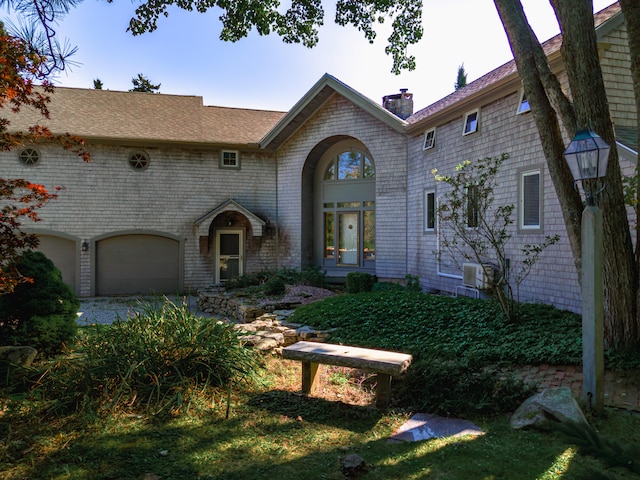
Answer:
[282,341,413,408]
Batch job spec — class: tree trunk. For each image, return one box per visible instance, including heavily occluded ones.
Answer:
[619,0,640,344]
[494,0,638,348]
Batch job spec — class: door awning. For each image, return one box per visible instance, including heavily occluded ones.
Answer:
[195,199,267,236]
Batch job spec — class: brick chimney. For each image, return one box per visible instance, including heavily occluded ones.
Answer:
[382,88,413,120]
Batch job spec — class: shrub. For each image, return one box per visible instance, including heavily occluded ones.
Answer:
[0,250,79,356]
[395,354,537,416]
[225,267,328,292]
[44,299,263,415]
[405,274,422,293]
[372,281,405,292]
[345,272,375,293]
[264,276,286,295]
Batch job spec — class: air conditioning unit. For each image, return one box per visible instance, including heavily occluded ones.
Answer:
[462,262,493,289]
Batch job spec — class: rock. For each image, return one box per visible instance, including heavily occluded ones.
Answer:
[510,387,588,430]
[340,453,368,478]
[0,346,37,367]
[255,337,280,351]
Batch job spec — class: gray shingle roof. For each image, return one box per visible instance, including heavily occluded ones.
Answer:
[407,2,622,126]
[7,87,286,146]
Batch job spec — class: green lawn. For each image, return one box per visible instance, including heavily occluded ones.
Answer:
[1,291,639,479]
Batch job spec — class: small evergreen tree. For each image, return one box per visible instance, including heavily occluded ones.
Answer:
[129,73,161,93]
[454,63,468,90]
[0,251,79,355]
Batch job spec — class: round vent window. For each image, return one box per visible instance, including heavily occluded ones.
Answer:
[129,151,150,170]
[19,148,40,166]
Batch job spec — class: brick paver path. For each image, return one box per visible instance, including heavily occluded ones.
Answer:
[515,365,640,411]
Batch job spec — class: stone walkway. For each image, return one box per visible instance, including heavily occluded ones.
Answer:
[515,364,640,411]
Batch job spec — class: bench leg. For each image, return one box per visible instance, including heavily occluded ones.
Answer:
[301,361,320,394]
[375,374,392,409]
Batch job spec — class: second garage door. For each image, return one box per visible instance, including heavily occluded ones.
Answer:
[96,234,180,295]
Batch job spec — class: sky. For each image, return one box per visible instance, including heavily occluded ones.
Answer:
[8,0,616,112]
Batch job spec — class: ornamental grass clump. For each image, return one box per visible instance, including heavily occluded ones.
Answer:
[53,299,263,415]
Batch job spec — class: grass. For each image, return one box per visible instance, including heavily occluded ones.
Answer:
[1,291,640,479]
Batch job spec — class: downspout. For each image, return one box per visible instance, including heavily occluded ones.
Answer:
[275,151,280,269]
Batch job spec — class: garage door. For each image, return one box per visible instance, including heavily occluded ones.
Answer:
[96,234,179,295]
[37,235,76,293]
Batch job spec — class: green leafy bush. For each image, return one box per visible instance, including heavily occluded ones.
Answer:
[264,276,286,295]
[225,267,327,291]
[405,274,422,293]
[394,353,537,416]
[46,299,263,415]
[372,281,405,292]
[345,272,375,293]
[0,250,79,356]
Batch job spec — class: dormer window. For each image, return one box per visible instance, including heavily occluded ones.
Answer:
[463,109,479,135]
[517,90,531,114]
[423,128,436,150]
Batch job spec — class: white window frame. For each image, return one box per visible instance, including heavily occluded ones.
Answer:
[220,150,240,169]
[517,90,531,115]
[518,166,543,231]
[423,128,436,150]
[463,109,480,136]
[424,189,436,232]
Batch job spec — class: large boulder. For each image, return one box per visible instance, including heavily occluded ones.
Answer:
[510,387,588,430]
[0,346,38,367]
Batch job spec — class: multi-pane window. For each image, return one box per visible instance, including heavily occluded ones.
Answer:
[221,150,239,169]
[520,169,542,230]
[424,189,436,232]
[322,148,375,268]
[325,150,374,180]
[423,128,436,150]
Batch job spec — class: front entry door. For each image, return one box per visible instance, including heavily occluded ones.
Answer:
[216,230,243,283]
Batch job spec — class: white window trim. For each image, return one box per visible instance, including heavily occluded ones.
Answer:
[518,166,543,232]
[220,150,240,169]
[424,188,436,232]
[423,128,436,150]
[517,89,531,115]
[462,109,480,136]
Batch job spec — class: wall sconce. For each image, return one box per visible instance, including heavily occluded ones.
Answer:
[81,240,89,252]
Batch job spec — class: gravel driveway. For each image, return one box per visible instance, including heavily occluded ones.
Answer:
[77,294,209,326]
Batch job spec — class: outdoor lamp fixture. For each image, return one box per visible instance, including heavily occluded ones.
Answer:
[563,129,610,204]
[563,128,610,415]
[81,240,89,252]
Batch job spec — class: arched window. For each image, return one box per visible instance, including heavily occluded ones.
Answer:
[324,150,375,180]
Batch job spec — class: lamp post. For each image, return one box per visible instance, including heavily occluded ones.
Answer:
[563,129,610,415]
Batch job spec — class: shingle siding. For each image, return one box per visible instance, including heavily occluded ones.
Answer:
[2,143,277,295]
[275,94,408,280]
[407,92,581,311]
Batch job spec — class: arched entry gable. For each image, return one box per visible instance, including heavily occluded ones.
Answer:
[301,137,376,277]
[195,199,266,237]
